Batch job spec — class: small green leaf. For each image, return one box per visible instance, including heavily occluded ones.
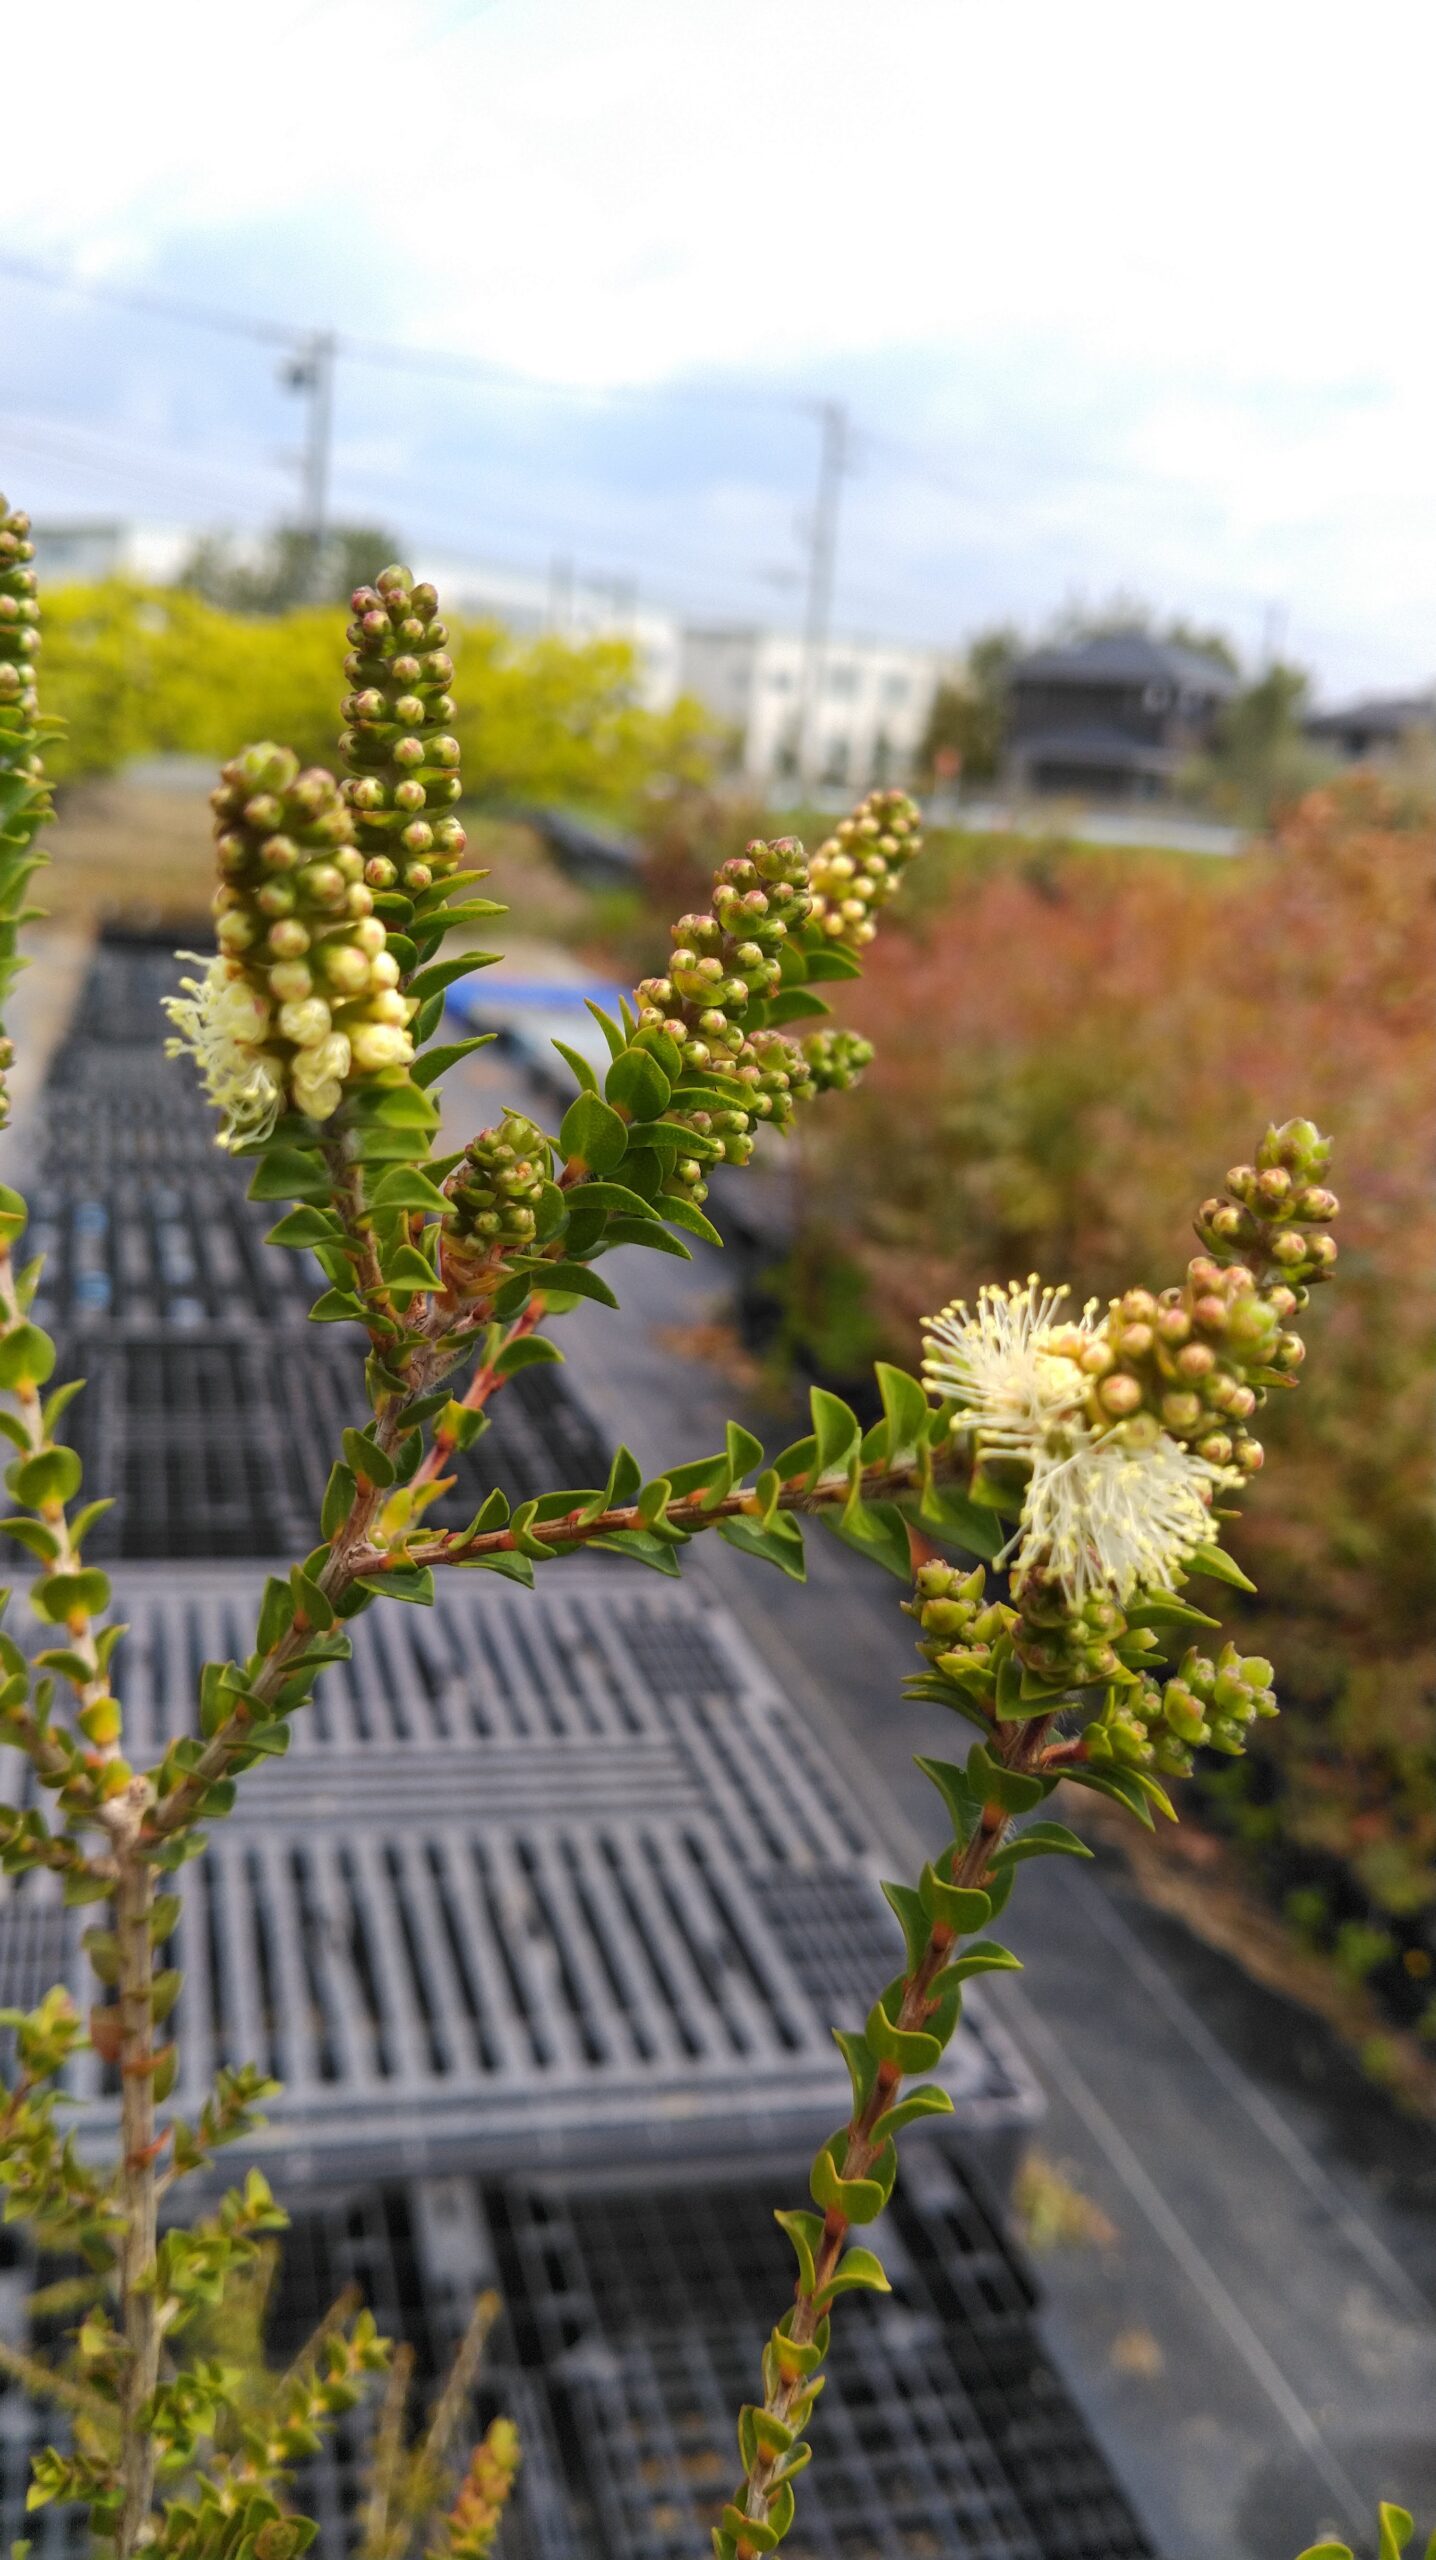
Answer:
[409,951,499,1002]
[991,1821,1092,1868]
[40,1377,86,1433]
[880,1878,931,1973]
[661,1194,722,1246]
[946,1937,1023,1983]
[810,2133,895,2224]
[764,985,831,1025]
[830,1492,913,1581]
[8,1447,82,1508]
[1125,1595,1222,1633]
[321,1462,357,1540]
[411,1035,496,1088]
[245,1147,329,1203]
[560,1092,629,1175]
[875,1363,929,1459]
[513,1259,619,1309]
[1186,1542,1257,1593]
[493,1333,563,1376]
[919,1863,993,1933]
[369,1166,451,1213]
[255,1577,296,1655]
[872,2084,956,2142]
[816,2246,891,2303]
[551,1037,598,1093]
[914,1756,982,1846]
[0,1517,60,1562]
[588,1527,685,1575]
[717,1514,806,1579]
[606,1046,673,1120]
[915,1481,1006,1559]
[967,1741,1052,1813]
[382,1242,440,1291]
[264,1206,342,1249]
[0,1323,56,1389]
[356,1563,435,1607]
[808,1387,862,1482]
[309,1288,369,1324]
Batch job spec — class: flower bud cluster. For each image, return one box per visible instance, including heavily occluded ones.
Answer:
[445,1113,552,1253]
[808,789,923,947]
[0,498,40,722]
[905,1557,1014,1681]
[1088,1641,1277,1779]
[168,744,419,1142]
[634,835,822,1178]
[339,565,466,918]
[0,497,48,1133]
[1047,1122,1338,1482]
[801,1026,875,1092]
[1013,1583,1133,1690]
[1195,1117,1340,1297]
[1079,1264,1275,1479]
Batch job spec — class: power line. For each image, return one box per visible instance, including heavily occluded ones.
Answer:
[0,253,794,415]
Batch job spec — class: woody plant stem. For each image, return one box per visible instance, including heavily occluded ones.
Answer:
[0,1236,160,2553]
[734,1712,1055,2549]
[142,1440,953,1843]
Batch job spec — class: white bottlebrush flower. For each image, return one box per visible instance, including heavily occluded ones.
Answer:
[1018,1425,1233,1607]
[923,1273,1236,1607]
[162,954,286,1150]
[921,1276,1100,1457]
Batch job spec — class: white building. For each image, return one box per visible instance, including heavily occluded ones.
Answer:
[678,623,945,794]
[30,519,196,588]
[418,552,682,713]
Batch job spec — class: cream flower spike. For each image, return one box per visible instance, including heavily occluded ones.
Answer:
[921,1275,1101,1457]
[922,1273,1239,1606]
[1018,1428,1234,1607]
[162,954,286,1152]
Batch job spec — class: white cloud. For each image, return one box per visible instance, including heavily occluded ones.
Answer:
[6,0,1436,687]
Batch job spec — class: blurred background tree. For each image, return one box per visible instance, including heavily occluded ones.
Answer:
[37,581,715,812]
[1184,659,1335,825]
[179,522,403,613]
[919,627,1020,785]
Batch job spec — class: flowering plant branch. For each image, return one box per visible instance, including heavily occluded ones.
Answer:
[0,503,1382,2560]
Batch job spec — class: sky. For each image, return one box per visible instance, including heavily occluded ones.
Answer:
[3,0,1435,698]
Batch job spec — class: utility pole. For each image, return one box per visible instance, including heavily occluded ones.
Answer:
[282,327,336,600]
[798,399,848,792]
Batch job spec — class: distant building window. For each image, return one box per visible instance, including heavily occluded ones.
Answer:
[825,664,860,700]
[821,736,850,785]
[881,673,909,706]
[769,669,794,692]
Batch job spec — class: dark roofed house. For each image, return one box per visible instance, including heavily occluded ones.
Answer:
[1006,629,1238,800]
[1305,690,1436,763]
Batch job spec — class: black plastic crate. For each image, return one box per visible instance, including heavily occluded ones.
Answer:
[42,1326,344,1559]
[488,2152,1153,2560]
[38,1328,614,1560]
[1,1575,1039,2176]
[34,1037,226,1182]
[4,2161,1149,2560]
[65,938,197,1049]
[25,1179,318,1331]
[0,2179,575,2560]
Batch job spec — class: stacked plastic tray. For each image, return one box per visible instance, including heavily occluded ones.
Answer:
[0,1569,1038,2180]
[2,2158,1151,2560]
